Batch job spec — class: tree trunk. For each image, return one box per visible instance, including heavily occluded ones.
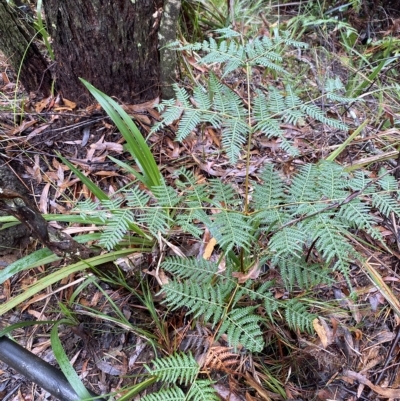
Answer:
[0,162,30,256]
[43,0,164,106]
[0,0,52,96]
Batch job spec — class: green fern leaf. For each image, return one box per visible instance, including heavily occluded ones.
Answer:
[161,281,231,326]
[126,186,150,208]
[137,207,172,236]
[152,183,180,208]
[145,353,199,386]
[269,227,305,261]
[140,386,185,401]
[209,211,253,252]
[253,164,286,208]
[176,110,203,142]
[161,257,218,284]
[372,192,400,218]
[186,380,219,401]
[175,212,204,238]
[219,306,264,352]
[338,199,383,242]
[99,209,135,250]
[284,299,316,333]
[278,256,334,290]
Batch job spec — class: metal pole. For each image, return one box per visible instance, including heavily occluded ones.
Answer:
[0,336,106,401]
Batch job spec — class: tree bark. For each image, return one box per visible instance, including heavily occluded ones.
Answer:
[43,0,164,106]
[159,0,181,99]
[0,0,52,96]
[0,162,30,256]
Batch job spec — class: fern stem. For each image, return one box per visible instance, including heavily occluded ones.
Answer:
[243,63,253,216]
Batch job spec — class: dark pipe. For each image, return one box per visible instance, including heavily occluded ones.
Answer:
[0,336,106,401]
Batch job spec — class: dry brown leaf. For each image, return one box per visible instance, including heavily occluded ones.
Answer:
[39,182,51,214]
[1,71,10,84]
[25,123,50,140]
[25,154,42,184]
[144,268,169,286]
[10,119,37,135]
[90,142,124,153]
[203,237,217,260]
[62,98,77,110]
[232,260,261,283]
[122,97,159,113]
[35,96,52,112]
[313,318,331,348]
[206,127,221,147]
[342,369,400,398]
[185,55,208,72]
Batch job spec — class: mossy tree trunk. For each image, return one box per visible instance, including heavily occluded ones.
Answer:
[42,0,164,106]
[0,0,52,96]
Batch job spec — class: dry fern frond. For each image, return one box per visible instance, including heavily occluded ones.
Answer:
[198,346,240,373]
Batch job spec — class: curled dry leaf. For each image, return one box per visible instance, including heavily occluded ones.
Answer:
[232,260,260,283]
[312,318,332,349]
[342,369,400,398]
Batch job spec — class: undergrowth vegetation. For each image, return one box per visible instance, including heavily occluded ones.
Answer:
[2,1,400,400]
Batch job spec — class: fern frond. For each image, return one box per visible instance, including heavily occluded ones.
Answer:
[137,207,172,236]
[73,198,98,220]
[302,103,348,130]
[209,179,239,208]
[252,164,285,208]
[315,161,348,199]
[161,257,219,284]
[203,346,239,372]
[304,217,355,274]
[139,386,185,401]
[284,299,316,333]
[152,183,180,207]
[268,226,306,261]
[241,281,279,321]
[221,118,250,163]
[219,306,264,352]
[176,110,203,141]
[175,212,204,238]
[289,164,319,203]
[126,186,150,208]
[283,86,303,125]
[348,171,374,192]
[145,352,199,386]
[372,192,400,218]
[161,281,231,326]
[325,77,358,103]
[278,256,334,290]
[186,380,220,401]
[377,168,399,192]
[209,211,253,252]
[266,86,285,115]
[99,209,135,250]
[338,199,383,241]
[192,84,212,110]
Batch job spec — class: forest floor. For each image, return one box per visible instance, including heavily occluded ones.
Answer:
[2,3,400,401]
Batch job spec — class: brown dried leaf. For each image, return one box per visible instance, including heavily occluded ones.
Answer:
[342,370,400,398]
[313,318,332,348]
[39,182,51,214]
[203,237,217,260]
[232,261,261,283]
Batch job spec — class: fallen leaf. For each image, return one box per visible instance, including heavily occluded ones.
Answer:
[232,260,261,283]
[203,237,217,260]
[313,318,331,348]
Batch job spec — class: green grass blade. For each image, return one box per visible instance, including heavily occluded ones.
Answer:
[80,78,162,189]
[58,153,109,201]
[0,248,138,316]
[51,320,93,400]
